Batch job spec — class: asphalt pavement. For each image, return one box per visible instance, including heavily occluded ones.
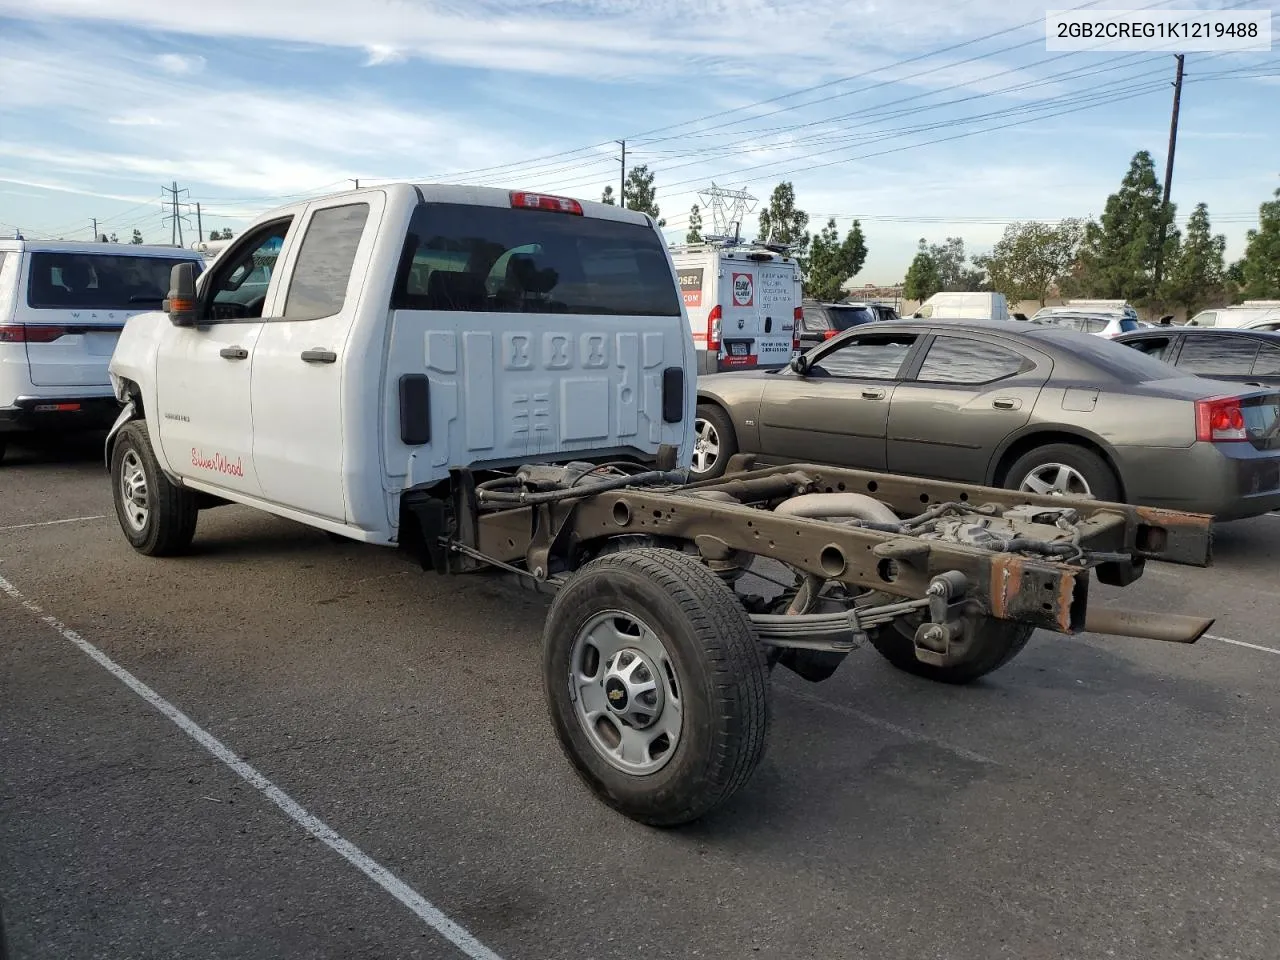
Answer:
[2,434,1279,960]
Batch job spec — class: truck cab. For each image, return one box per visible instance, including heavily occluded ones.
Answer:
[106,184,695,546]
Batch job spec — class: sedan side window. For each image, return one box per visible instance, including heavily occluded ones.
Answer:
[809,334,917,380]
[914,336,1028,384]
[1175,335,1260,375]
[1253,344,1280,376]
[1122,336,1174,360]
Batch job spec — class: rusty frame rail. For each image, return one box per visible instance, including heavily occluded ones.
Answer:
[460,461,1214,638]
[704,457,1215,568]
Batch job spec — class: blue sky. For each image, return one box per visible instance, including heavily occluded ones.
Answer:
[0,0,1275,283]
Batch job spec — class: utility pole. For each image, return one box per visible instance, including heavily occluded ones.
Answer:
[196,202,203,244]
[617,140,626,209]
[1154,54,1185,288]
[91,218,98,241]
[349,178,360,189]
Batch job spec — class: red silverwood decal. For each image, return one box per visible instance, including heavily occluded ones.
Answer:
[191,447,245,478]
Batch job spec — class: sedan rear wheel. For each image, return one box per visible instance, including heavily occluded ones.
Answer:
[1004,442,1121,504]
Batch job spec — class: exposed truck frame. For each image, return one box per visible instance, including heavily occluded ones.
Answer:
[390,444,1214,825]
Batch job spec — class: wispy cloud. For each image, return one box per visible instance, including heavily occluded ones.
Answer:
[155,52,206,75]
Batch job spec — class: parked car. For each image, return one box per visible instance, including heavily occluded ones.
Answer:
[1034,310,1141,339]
[913,291,1009,321]
[1114,327,1280,388]
[0,239,205,462]
[798,300,881,347]
[1187,301,1280,329]
[1034,300,1140,324]
[692,318,1280,520]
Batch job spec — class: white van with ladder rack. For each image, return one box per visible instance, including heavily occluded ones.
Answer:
[669,239,802,374]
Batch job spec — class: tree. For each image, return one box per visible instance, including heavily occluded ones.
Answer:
[902,239,942,302]
[1238,188,1280,300]
[1073,150,1178,303]
[686,203,703,244]
[218,228,234,240]
[1161,203,1226,314]
[805,218,868,301]
[975,219,1086,306]
[928,237,968,291]
[757,182,810,259]
[600,185,616,206]
[622,164,664,226]
[109,233,119,243]
[130,229,144,244]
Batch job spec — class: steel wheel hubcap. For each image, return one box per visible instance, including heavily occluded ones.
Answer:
[691,418,720,475]
[569,610,682,775]
[119,450,150,532]
[1019,462,1091,497]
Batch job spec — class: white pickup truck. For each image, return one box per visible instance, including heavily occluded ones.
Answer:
[105,183,1216,827]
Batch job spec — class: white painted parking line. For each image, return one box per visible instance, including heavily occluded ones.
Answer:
[0,574,505,960]
[778,685,999,766]
[0,515,107,532]
[1208,634,1280,657]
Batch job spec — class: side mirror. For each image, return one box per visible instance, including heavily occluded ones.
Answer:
[789,354,808,375]
[163,262,198,327]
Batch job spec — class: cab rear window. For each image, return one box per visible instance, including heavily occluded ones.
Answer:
[26,252,199,311]
[392,203,681,317]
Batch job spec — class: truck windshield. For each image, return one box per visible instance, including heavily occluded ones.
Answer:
[26,252,199,310]
[392,203,682,317]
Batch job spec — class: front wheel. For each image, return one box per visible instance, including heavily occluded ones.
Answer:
[543,548,769,826]
[110,421,199,556]
[691,404,738,479]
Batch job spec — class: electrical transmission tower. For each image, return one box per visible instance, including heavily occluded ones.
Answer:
[161,181,192,247]
[697,183,757,241]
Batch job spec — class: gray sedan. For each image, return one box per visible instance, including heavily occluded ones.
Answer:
[693,318,1280,520]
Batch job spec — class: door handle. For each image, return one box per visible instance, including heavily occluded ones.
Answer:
[992,398,1021,410]
[218,346,248,360]
[861,388,886,400]
[301,348,337,364]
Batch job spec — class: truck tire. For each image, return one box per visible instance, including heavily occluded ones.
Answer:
[691,404,737,479]
[1003,442,1121,502]
[110,420,199,556]
[869,616,1033,685]
[543,547,769,826]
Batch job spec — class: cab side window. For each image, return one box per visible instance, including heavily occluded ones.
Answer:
[283,203,370,321]
[204,219,292,322]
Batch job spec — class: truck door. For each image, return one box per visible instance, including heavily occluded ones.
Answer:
[249,192,384,522]
[155,216,296,496]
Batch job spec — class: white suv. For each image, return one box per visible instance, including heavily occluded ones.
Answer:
[0,239,203,461]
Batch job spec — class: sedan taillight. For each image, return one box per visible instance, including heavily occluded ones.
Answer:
[1195,396,1248,442]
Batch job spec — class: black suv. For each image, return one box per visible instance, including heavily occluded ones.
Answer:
[798,301,896,347]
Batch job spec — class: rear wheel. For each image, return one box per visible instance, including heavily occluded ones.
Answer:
[869,615,1034,685]
[691,404,737,479]
[110,421,199,556]
[1004,443,1121,502]
[544,548,769,826]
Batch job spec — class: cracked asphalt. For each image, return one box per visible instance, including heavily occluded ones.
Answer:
[2,433,1279,960]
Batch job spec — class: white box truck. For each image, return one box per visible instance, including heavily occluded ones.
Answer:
[669,242,801,374]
